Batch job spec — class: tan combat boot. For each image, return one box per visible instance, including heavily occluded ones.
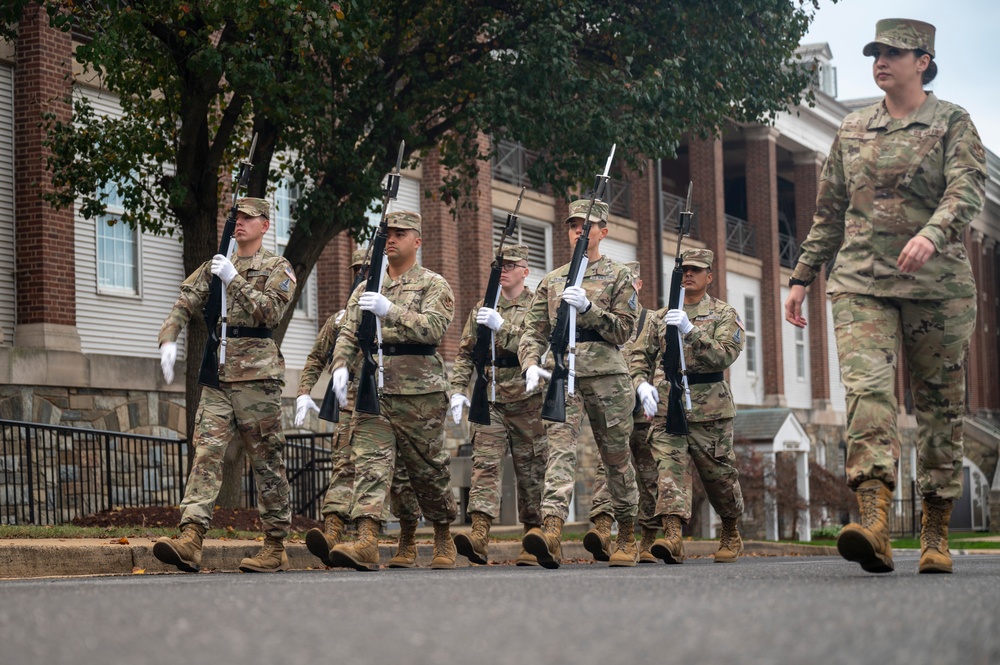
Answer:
[583,513,614,562]
[305,513,345,567]
[651,515,685,564]
[388,518,418,568]
[515,523,540,566]
[239,536,288,573]
[329,517,381,571]
[608,518,638,567]
[153,523,206,573]
[638,526,658,564]
[715,516,744,563]
[837,479,894,573]
[919,497,954,574]
[430,522,457,569]
[454,512,491,565]
[522,515,563,569]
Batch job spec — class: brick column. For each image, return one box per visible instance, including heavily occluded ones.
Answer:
[967,230,986,412]
[793,151,830,409]
[419,147,462,360]
[13,5,80,351]
[688,136,727,300]
[552,198,572,268]
[626,158,659,309]
[986,238,999,412]
[745,126,784,405]
[454,132,496,331]
[316,232,355,323]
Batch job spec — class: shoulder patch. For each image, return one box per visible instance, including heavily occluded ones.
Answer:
[628,292,637,311]
[734,328,743,345]
[280,278,291,293]
[735,313,745,331]
[284,266,297,283]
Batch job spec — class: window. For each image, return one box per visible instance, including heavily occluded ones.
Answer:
[795,326,806,381]
[274,179,308,313]
[96,181,139,295]
[492,214,551,291]
[743,295,757,375]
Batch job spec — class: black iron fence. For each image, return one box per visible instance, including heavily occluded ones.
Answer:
[0,419,335,526]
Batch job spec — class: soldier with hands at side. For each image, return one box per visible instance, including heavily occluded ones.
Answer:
[155,197,295,573]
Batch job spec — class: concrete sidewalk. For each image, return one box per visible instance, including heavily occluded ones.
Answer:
[0,522,841,579]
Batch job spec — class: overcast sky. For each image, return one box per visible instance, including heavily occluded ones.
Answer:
[803,0,1000,153]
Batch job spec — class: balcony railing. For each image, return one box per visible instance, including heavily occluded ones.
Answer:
[605,178,631,218]
[726,215,756,257]
[660,191,698,240]
[491,139,537,189]
[779,232,800,269]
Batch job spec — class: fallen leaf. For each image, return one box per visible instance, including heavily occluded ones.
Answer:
[132,567,145,575]
[118,537,130,545]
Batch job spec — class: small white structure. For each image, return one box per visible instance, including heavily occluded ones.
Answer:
[735,409,812,542]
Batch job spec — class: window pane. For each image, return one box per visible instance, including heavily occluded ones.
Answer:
[97,213,137,294]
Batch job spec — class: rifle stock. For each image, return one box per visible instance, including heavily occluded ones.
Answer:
[198,134,258,389]
[319,263,371,423]
[354,140,405,416]
[468,187,525,426]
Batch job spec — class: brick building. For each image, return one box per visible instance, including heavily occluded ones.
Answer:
[2,13,999,530]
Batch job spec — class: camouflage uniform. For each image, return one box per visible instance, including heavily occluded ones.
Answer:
[792,90,986,500]
[298,296,420,523]
[630,250,745,523]
[159,219,294,539]
[451,245,547,525]
[519,206,639,523]
[332,214,458,525]
[589,299,660,529]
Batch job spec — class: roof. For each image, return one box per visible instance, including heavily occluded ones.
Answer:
[734,408,796,442]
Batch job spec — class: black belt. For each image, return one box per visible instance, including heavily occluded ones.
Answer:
[492,352,521,369]
[225,326,273,339]
[376,343,438,356]
[574,329,605,344]
[686,371,724,385]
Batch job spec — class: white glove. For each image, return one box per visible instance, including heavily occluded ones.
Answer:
[476,307,504,332]
[359,292,393,318]
[159,342,177,384]
[561,286,591,314]
[636,381,660,420]
[332,367,350,407]
[665,308,694,335]
[450,393,471,424]
[295,394,320,427]
[211,254,238,286]
[525,365,552,393]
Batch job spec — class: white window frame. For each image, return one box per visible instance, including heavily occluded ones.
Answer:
[95,181,141,298]
[743,294,758,376]
[794,326,806,382]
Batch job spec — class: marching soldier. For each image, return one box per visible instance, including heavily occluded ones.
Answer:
[587,261,661,563]
[297,249,422,567]
[327,211,459,571]
[155,197,295,573]
[632,248,746,564]
[449,244,548,566]
[518,198,640,569]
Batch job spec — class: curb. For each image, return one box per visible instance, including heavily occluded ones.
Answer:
[0,536,839,579]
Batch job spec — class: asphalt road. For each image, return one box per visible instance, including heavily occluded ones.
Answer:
[1,553,998,665]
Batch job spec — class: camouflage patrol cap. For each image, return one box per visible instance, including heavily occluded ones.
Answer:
[500,244,529,263]
[625,261,641,280]
[386,210,422,233]
[351,248,369,269]
[863,19,936,58]
[565,198,610,225]
[236,197,270,219]
[681,248,714,269]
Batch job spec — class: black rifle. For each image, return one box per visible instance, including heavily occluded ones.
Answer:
[541,145,616,423]
[468,187,526,426]
[198,134,258,388]
[318,258,370,423]
[662,181,694,435]
[355,140,406,415]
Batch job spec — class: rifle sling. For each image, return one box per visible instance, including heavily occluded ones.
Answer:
[685,371,724,385]
[225,326,273,339]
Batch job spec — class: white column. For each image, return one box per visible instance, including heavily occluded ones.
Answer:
[796,451,811,542]
[764,451,778,541]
